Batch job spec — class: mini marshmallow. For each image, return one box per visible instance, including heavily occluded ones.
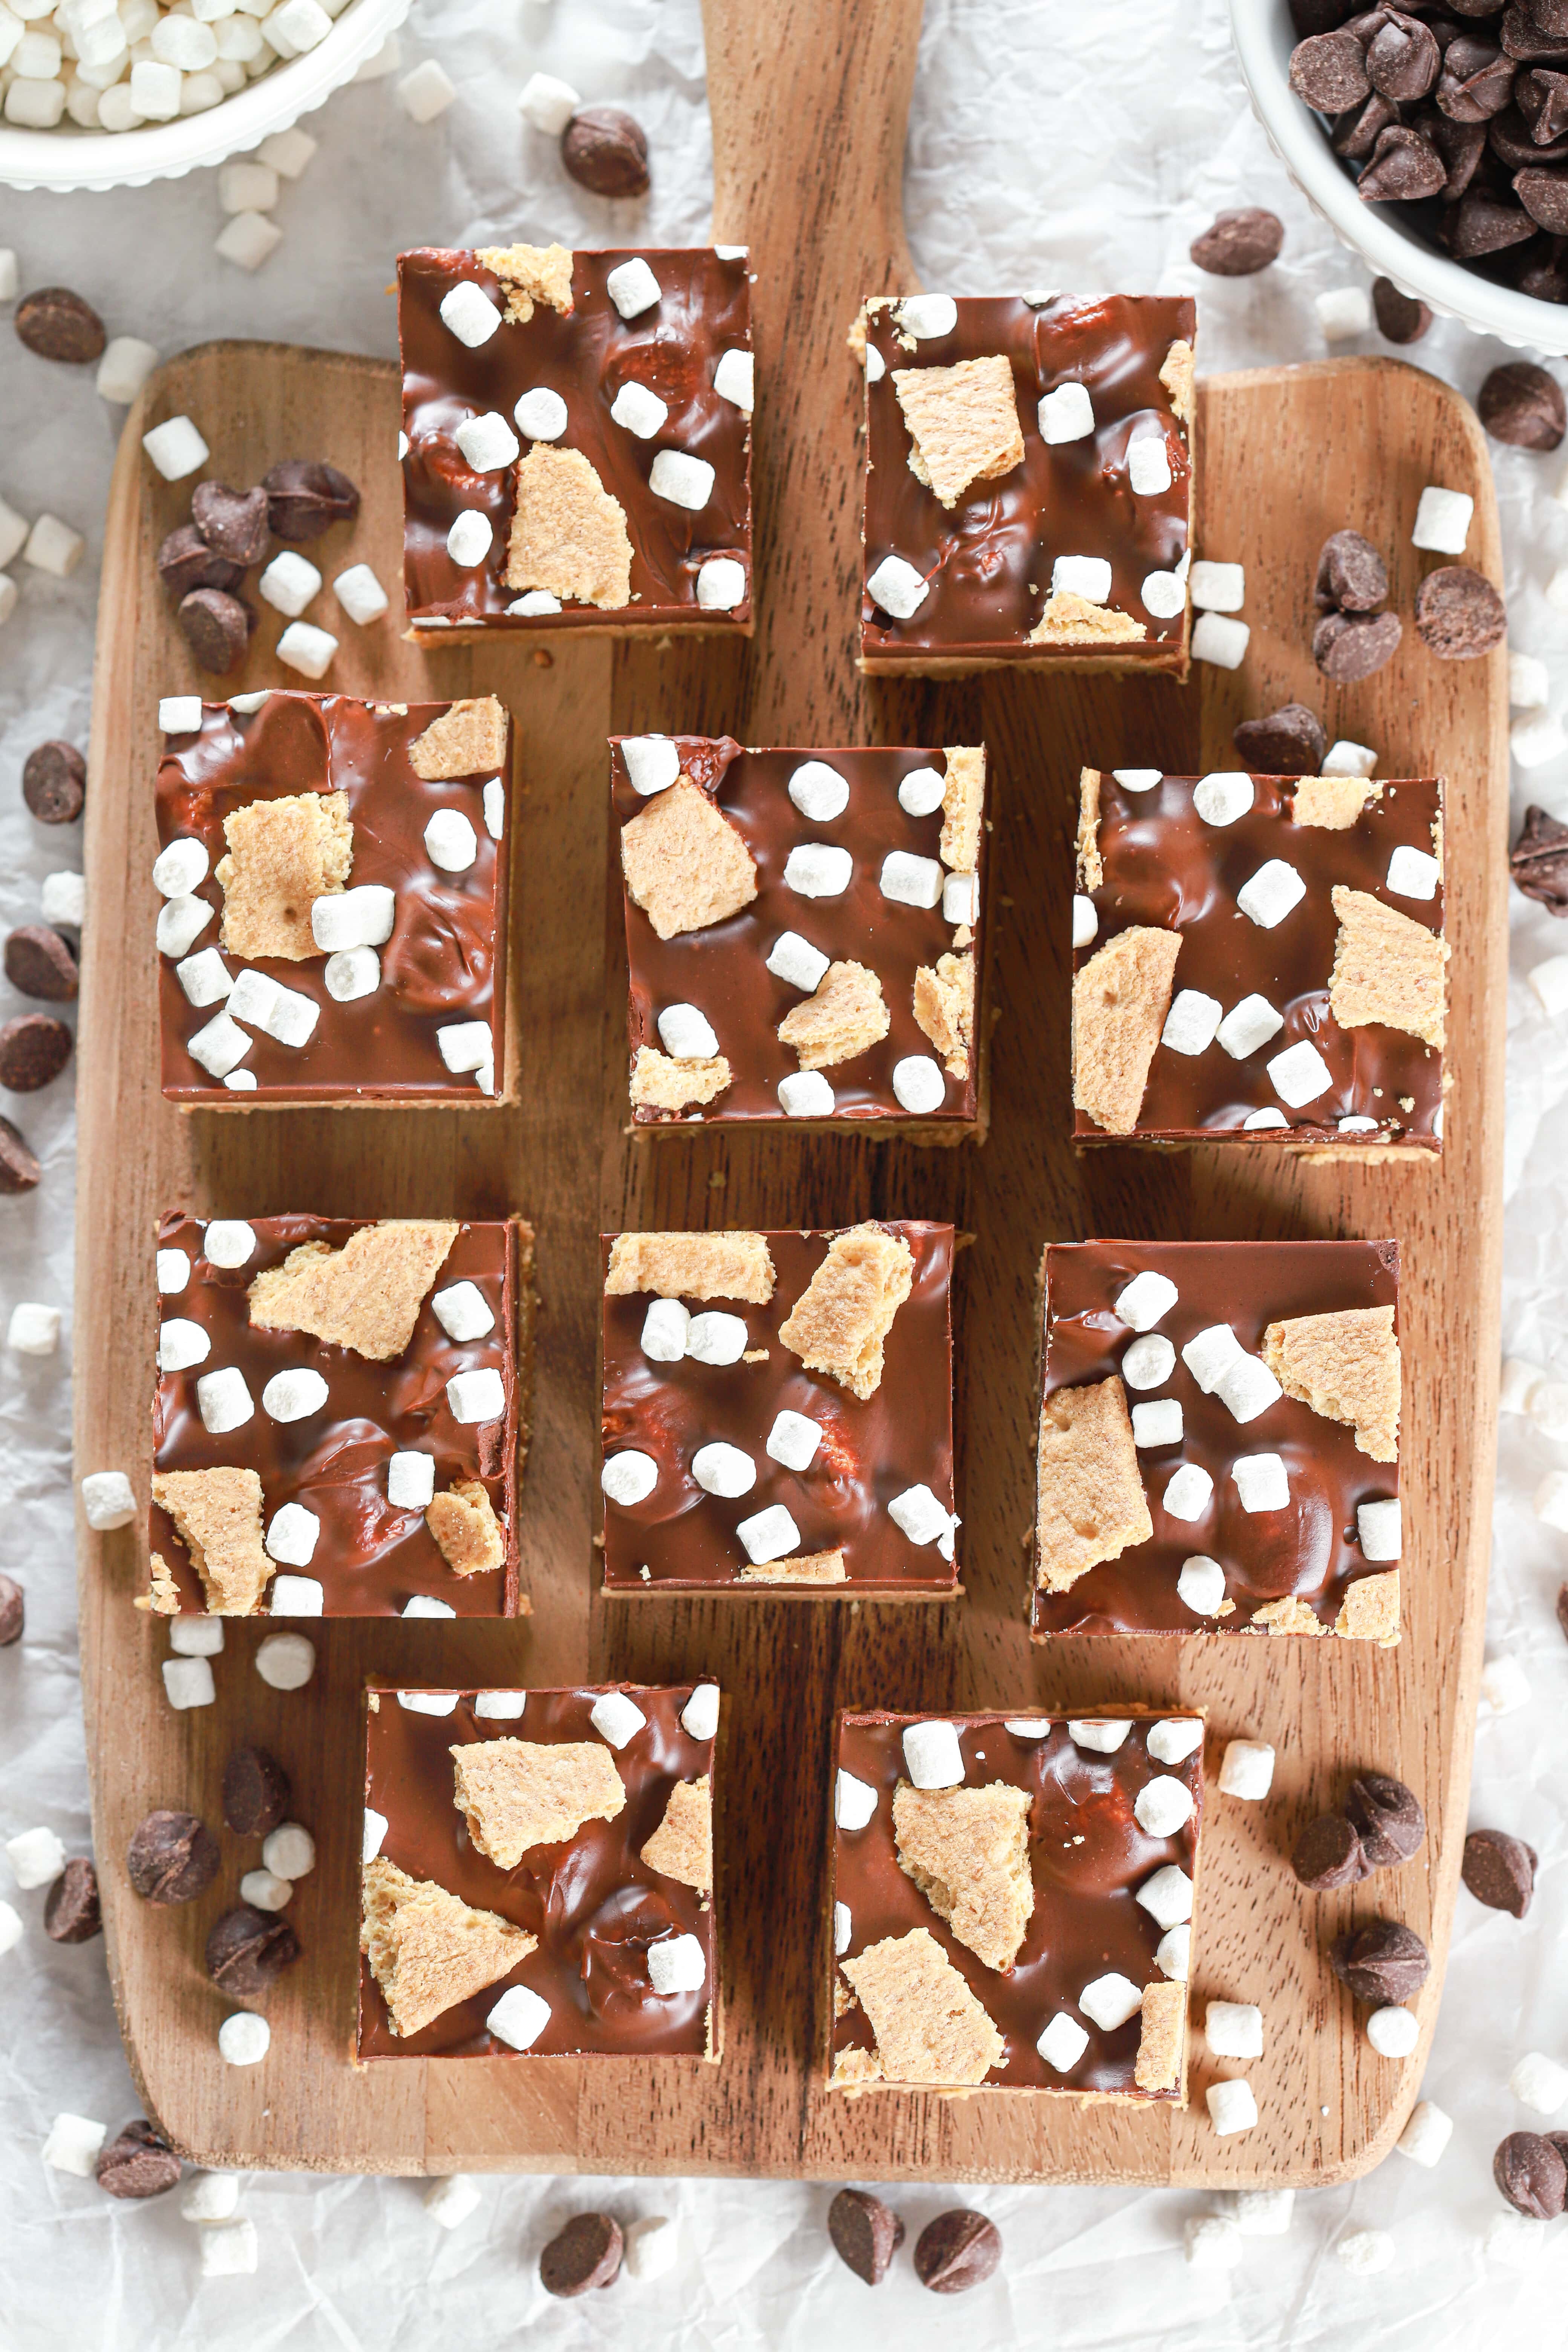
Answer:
[1206,2001,1263,2060]
[1358,1498,1402,1560]
[1216,993,1283,1060]
[1079,1971,1143,2031]
[0,251,13,300]
[1193,770,1254,825]
[1191,611,1250,668]
[398,1690,458,1716]
[163,1655,216,1709]
[1216,1353,1283,1426]
[486,1984,550,2050]
[276,621,337,679]
[215,213,283,274]
[217,158,277,214]
[1323,738,1378,778]
[1500,1356,1547,1415]
[265,1503,320,1568]
[590,1690,647,1748]
[1141,568,1187,618]
[257,124,315,175]
[1128,434,1173,496]
[80,1469,136,1529]
[262,1367,328,1423]
[1510,2052,1568,2114]
[648,1932,706,1995]
[41,871,85,928]
[609,380,668,439]
[159,694,204,736]
[1147,1717,1205,1766]
[153,837,210,898]
[446,1367,506,1423]
[332,563,388,625]
[778,1070,834,1116]
[891,1056,945,1114]
[681,1684,720,1741]
[1367,2006,1418,2058]
[424,809,481,882]
[363,1808,390,1865]
[1068,1719,1133,1753]
[1485,2213,1548,2270]
[1163,1463,1214,1522]
[1185,2216,1243,2272]
[1136,1863,1193,1929]
[835,1769,877,1830]
[455,410,519,473]
[181,2171,240,2224]
[20,514,81,581]
[325,947,378,1002]
[1121,1334,1175,1390]
[218,2011,270,2066]
[639,1299,691,1365]
[480,779,505,841]
[1135,1775,1195,1837]
[1268,1038,1333,1109]
[766,931,830,992]
[517,67,579,132]
[512,386,568,442]
[1217,1740,1275,1801]
[901,1719,965,1790]
[788,760,850,822]
[158,895,214,959]
[1412,485,1472,555]
[446,510,494,569]
[387,1451,436,1511]
[1529,955,1568,1019]
[424,2173,482,2230]
[888,1485,953,1547]
[686,1311,748,1364]
[312,886,395,951]
[143,415,209,481]
[658,1003,720,1061]
[261,1822,314,1879]
[396,55,456,120]
[1233,2188,1294,2237]
[1037,2012,1090,2072]
[866,554,928,618]
[426,1281,493,1348]
[1132,1399,1184,1448]
[1161,988,1222,1057]
[1004,1720,1051,1738]
[1387,844,1441,901]
[1232,1452,1288,1513]
[606,258,662,320]
[255,1631,315,1689]
[439,282,502,351]
[7,1825,66,1888]
[92,335,157,405]
[1113,1270,1178,1331]
[1528,1380,1568,1441]
[784,842,852,897]
[41,2113,107,2176]
[197,1366,254,1433]
[691,1441,756,1498]
[268,1575,323,1615]
[1039,381,1095,443]
[623,2216,680,2281]
[1206,2078,1258,2136]
[1052,554,1111,604]
[158,1317,210,1372]
[7,1302,58,1357]
[436,1022,493,1075]
[1072,894,1098,948]
[1177,1554,1226,1615]
[157,1249,191,1294]
[1237,858,1306,929]
[1339,1115,1380,1135]
[1337,2228,1395,2274]
[622,736,680,796]
[713,347,753,412]
[1510,651,1550,710]
[766,1409,822,1472]
[696,557,747,610]
[735,1502,800,1564]
[1480,1654,1531,1715]
[1510,713,1565,770]
[1189,560,1244,613]
[891,771,944,824]
[1156,1922,1191,1980]
[1316,285,1372,340]
[199,2219,258,2278]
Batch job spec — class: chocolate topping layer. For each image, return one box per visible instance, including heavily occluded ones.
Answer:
[360,1684,717,2058]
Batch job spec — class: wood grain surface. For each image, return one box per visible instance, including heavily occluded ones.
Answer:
[72,0,1506,2185]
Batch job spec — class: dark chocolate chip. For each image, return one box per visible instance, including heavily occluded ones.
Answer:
[539,2211,624,2296]
[5,925,78,1003]
[1345,1772,1427,1865]
[1413,563,1508,657]
[21,741,86,825]
[15,287,106,365]
[1549,2130,1568,2169]
[1461,1826,1537,1913]
[1518,61,1568,134]
[127,1809,220,1906]
[1189,208,1286,274]
[1426,104,1491,190]
[1293,1811,1372,1889]
[1503,0,1568,59]
[1316,526,1390,610]
[913,2210,1001,2294]
[0,1571,22,1644]
[1437,39,1519,114]
[1518,241,1568,292]
[1449,0,1510,14]
[190,481,271,567]
[1234,703,1328,773]
[156,524,245,603]
[1494,2130,1568,2216]
[262,460,361,543]
[1489,100,1568,162]
[828,2187,905,2284]
[1314,606,1404,679]
[1292,29,1376,107]
[205,1903,301,1996]
[1330,1917,1432,2001]
[1516,158,1568,220]
[560,106,651,198]
[0,1014,73,1093]
[44,1857,101,1943]
[1360,120,1452,195]
[95,2119,181,2201]
[177,587,254,676]
[1369,11,1443,96]
[1335,90,1403,155]
[222,1745,291,1838]
[1557,1578,1568,1638]
[0,1118,41,1194]
[1372,273,1435,339]
[1446,185,1540,248]
[1529,0,1568,37]
[1344,8,1396,50]
[1479,358,1567,443]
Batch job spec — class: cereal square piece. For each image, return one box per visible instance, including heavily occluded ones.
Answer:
[157,692,514,1106]
[1072,767,1446,1149]
[600,1223,957,1595]
[613,737,991,1130]
[829,1710,1202,2098]
[359,1684,721,2059]
[149,1213,530,1619]
[1031,1241,1402,1641]
[858,295,1196,676]
[398,247,752,635]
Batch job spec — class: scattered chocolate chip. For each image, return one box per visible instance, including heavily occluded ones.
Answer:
[1316,526,1390,611]
[0,1572,23,1645]
[15,286,106,365]
[222,1745,291,1838]
[1189,208,1286,274]
[1329,1917,1432,2002]
[0,1014,72,1093]
[176,587,254,676]
[539,2211,623,2296]
[913,2210,1001,2295]
[1510,804,1568,909]
[1314,606,1404,680]
[1292,29,1376,108]
[1361,120,1451,196]
[205,1903,300,1995]
[156,523,245,603]
[0,1118,41,1194]
[1372,274,1435,339]
[1461,1826,1537,1914]
[1516,159,1568,224]
[1494,2130,1568,2217]
[262,459,361,543]
[190,481,271,567]
[44,1857,101,1943]
[1368,12,1443,100]
[1293,1811,1371,1889]
[828,2187,905,2284]
[21,741,86,825]
[5,925,78,1003]
[561,105,651,198]
[95,2119,181,2201]
[1413,563,1507,657]
[127,1809,220,1906]
[1234,702,1328,773]
[1344,1772,1426,1866]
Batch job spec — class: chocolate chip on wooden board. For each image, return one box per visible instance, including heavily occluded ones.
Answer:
[5,926,78,1003]
[0,1118,41,1196]
[15,287,106,366]
[1189,208,1285,274]
[127,1809,220,1906]
[44,1857,101,1943]
[561,106,651,198]
[1316,527,1389,611]
[1345,1772,1427,1865]
[177,587,255,676]
[1413,564,1507,656]
[539,2212,623,2297]
[1461,1826,1537,1914]
[1494,2131,1568,2218]
[1372,275,1433,340]
[157,524,245,603]
[205,1903,300,1995]
[222,1745,291,1838]
[190,481,271,567]
[21,741,86,825]
[0,1572,23,1645]
[1478,358,1567,444]
[96,2119,182,2201]
[1234,703,1328,773]
[1329,1917,1432,2001]
[913,2210,1002,2294]
[1293,1811,1372,1890]
[1314,606,1404,680]
[0,1015,72,1093]
[828,2188,905,2284]
[262,460,360,543]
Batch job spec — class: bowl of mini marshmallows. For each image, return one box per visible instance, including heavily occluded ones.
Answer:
[0,0,408,191]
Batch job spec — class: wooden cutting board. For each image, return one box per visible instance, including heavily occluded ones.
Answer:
[73,0,1505,2185]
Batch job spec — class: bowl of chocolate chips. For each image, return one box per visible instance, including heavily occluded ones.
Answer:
[1231,0,1568,352]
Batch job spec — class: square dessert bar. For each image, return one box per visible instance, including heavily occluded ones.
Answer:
[828,1711,1202,2099]
[614,735,988,1130]
[1073,766,1446,1150]
[857,293,1196,676]
[156,691,513,1106]
[600,1223,957,1597]
[359,1683,720,2060]
[1032,1241,1403,1643]
[399,244,752,634]
[146,1213,529,1620]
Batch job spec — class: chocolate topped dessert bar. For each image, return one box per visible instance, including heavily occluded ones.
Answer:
[156,691,513,1106]
[399,244,753,634]
[600,1223,957,1596]
[359,1682,720,2060]
[613,735,988,1129]
[829,1710,1202,2098]
[1032,1241,1403,1643]
[1073,766,1446,1150]
[147,1213,528,1620]
[857,293,1196,675]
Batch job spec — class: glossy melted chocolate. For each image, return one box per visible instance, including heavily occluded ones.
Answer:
[152,1214,521,1619]
[1031,1241,1400,1638]
[860,294,1195,666]
[601,1225,956,1594]
[399,247,752,628]
[831,1712,1201,2096]
[360,1684,717,2059]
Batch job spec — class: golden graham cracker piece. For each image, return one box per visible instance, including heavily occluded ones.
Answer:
[1076,767,1104,893]
[1329,885,1448,1052]
[913,951,974,1078]
[473,240,574,323]
[426,1480,505,1577]
[1072,926,1182,1135]
[1335,1568,1400,1645]
[1029,592,1147,647]
[777,1223,915,1401]
[138,1551,181,1615]
[407,696,508,781]
[737,1548,847,1584]
[606,1231,776,1302]
[450,1738,626,1868]
[361,1857,536,2038]
[620,778,760,941]
[892,1781,1034,1973]
[776,959,889,1071]
[630,1047,732,1113]
[830,2041,884,2090]
[640,1775,712,1893]
[215,790,352,962]
[841,1926,1005,2087]
[1262,1304,1401,1462]
[892,356,1025,509]
[1135,1977,1186,2095]
[248,1219,460,1363]
[940,744,986,873]
[150,1467,272,1615]
[503,444,633,609]
[1160,337,1195,427]
[1291,775,1383,830]
[1252,1595,1328,1636]
[1035,1374,1152,1592]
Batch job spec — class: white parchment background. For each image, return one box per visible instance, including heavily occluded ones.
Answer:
[3,1,1568,2341]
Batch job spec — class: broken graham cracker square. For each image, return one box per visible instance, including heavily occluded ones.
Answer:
[398,246,753,635]
[150,1212,530,1620]
[360,1683,721,2060]
[1031,1240,1403,1642]
[829,1711,1202,2099]
[859,294,1195,677]
[1072,767,1445,1150]
[157,692,514,1108]
[600,1223,957,1597]
[612,736,991,1131]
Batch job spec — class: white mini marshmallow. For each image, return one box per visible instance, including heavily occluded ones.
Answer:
[276,621,337,679]
[1189,560,1244,612]
[1510,2052,1568,2114]
[788,760,850,822]
[888,1485,953,1547]
[1217,1739,1275,1800]
[649,451,715,511]
[1480,1654,1531,1715]
[215,213,282,274]
[439,279,502,347]
[1233,2188,1294,2237]
[387,1452,435,1510]
[325,947,378,1001]
[1039,381,1095,443]
[7,1302,58,1356]
[1387,844,1441,900]
[424,2174,482,2230]
[1500,1357,1545,1415]
[483,780,504,839]
[1113,1270,1178,1331]
[1163,1463,1213,1522]
[784,842,852,897]
[1216,993,1283,1060]
[681,1684,720,1741]
[517,67,579,131]
[1339,1115,1379,1135]
[766,931,830,992]
[455,411,520,472]
[398,1691,458,1716]
[40,871,84,928]
[648,1932,706,1995]
[1147,1717,1205,1766]
[892,1056,945,1114]
[446,1367,506,1423]
[256,1632,315,1689]
[1485,2213,1548,2271]
[1529,956,1568,1018]
[80,1469,136,1529]
[152,838,210,899]
[268,1575,323,1615]
[486,1984,550,2051]
[446,511,494,568]
[261,1822,314,1879]
[606,258,662,319]
[1037,2012,1090,2072]
[1191,611,1250,668]
[41,2113,107,2176]
[1072,894,1098,948]
[1157,1922,1191,1980]
[1509,652,1550,710]
[1338,2229,1396,2277]
[1137,1863,1193,1929]
[1216,1353,1283,1425]
[691,1441,756,1498]
[436,1022,493,1074]
[897,293,957,338]
[7,1825,66,1888]
[658,1003,719,1060]
[1185,2216,1243,2274]
[508,591,557,616]
[265,1504,319,1568]
[1367,2006,1419,2058]
[866,554,928,618]
[591,1690,647,1748]
[1206,2077,1258,2136]
[1231,1452,1288,1513]
[1205,2001,1263,2060]
[96,336,159,404]
[766,1409,822,1472]
[262,1367,327,1423]
[640,1299,690,1363]
[686,1311,748,1364]
[714,347,753,411]
[897,766,946,817]
[157,893,215,962]
[430,1282,494,1348]
[181,2171,241,2223]
[1136,1774,1195,1836]
[621,737,681,797]
[1161,988,1222,1057]
[1004,1720,1051,1738]
[1127,432,1173,496]
[1132,1399,1184,1448]
[1323,738,1378,778]
[778,1070,834,1116]
[1268,1038,1333,1108]
[1237,858,1306,930]
[940,870,978,923]
[473,1693,525,1721]
[1358,1498,1402,1560]
[513,387,568,441]
[901,1719,965,1789]
[1052,554,1111,604]
[199,2219,258,2278]
[1193,770,1254,826]
[609,380,668,439]
[1068,1719,1133,1753]
[1121,1334,1175,1390]
[1316,285,1372,341]
[258,548,320,619]
[202,1220,255,1268]
[1396,2105,1453,2173]
[158,1317,209,1372]
[1079,1972,1143,2031]
[257,123,315,175]
[1412,485,1472,554]
[1141,568,1186,619]
[22,514,83,578]
[735,1502,800,1564]
[157,1250,191,1295]
[142,415,209,480]
[1177,1554,1226,1615]
[196,1366,253,1433]
[696,557,747,610]
[835,1769,877,1830]
[1511,714,1565,770]
[218,2011,270,2066]
[163,1655,216,1709]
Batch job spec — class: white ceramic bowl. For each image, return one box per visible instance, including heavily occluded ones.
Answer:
[1230,0,1568,355]
[0,0,409,193]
